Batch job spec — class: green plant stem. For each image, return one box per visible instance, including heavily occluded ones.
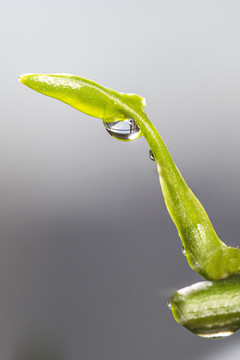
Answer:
[125,108,240,280]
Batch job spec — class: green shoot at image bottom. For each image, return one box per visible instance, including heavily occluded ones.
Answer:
[19,73,240,338]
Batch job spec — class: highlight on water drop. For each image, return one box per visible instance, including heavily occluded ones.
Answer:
[103,119,141,141]
[167,300,172,310]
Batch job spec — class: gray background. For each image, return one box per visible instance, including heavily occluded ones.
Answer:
[1,0,240,359]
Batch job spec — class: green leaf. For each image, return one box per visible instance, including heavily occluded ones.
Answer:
[19,73,240,281]
[19,73,146,122]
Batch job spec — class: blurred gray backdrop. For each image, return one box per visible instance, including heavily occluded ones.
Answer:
[1,0,240,359]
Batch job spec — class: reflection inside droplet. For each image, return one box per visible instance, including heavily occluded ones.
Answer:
[103,119,141,141]
[167,300,172,310]
[196,331,234,339]
[169,277,240,339]
[149,149,155,161]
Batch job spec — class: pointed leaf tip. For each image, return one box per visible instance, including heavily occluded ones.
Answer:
[18,73,146,122]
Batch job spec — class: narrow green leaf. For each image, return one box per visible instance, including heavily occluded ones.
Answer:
[19,73,146,122]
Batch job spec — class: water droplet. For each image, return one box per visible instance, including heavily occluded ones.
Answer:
[149,149,155,161]
[103,119,141,141]
[167,300,172,310]
[182,246,186,256]
[171,279,240,339]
